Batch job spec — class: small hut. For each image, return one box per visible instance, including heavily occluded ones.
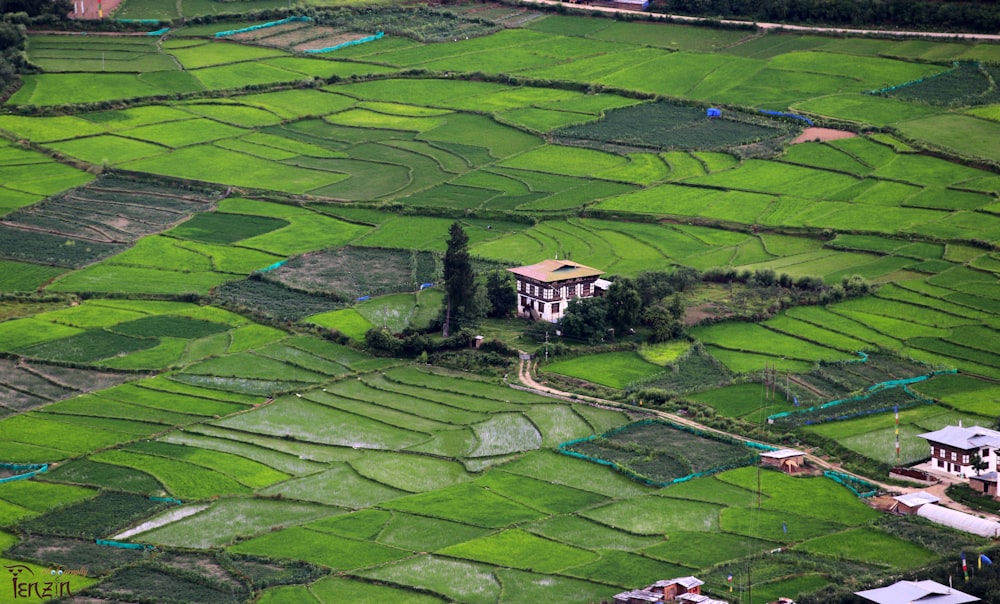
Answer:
[760,449,806,474]
[891,491,939,515]
[969,471,999,497]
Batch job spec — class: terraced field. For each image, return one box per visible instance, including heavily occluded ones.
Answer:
[3,6,1000,604]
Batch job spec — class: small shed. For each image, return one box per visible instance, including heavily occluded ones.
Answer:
[970,471,999,497]
[760,449,806,474]
[891,491,939,515]
[594,278,613,296]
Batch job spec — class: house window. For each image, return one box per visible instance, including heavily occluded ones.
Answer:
[552,303,560,314]
[520,296,527,307]
[936,459,943,467]
[963,454,970,465]
[984,449,989,458]
[583,283,591,296]
[951,452,957,461]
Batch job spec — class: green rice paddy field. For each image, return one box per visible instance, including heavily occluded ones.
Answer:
[2,7,1000,603]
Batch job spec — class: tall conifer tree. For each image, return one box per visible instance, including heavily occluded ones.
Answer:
[442,222,478,336]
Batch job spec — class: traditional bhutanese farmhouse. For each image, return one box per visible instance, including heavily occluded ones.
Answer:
[918,424,1000,477]
[614,577,728,604]
[650,577,705,600]
[507,259,605,323]
[760,448,806,474]
[855,579,979,604]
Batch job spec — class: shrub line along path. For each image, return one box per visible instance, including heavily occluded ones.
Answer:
[514,351,997,520]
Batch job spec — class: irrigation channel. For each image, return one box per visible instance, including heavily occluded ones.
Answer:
[514,351,996,518]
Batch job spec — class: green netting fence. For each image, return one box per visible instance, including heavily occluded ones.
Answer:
[215,16,312,38]
[768,368,956,427]
[95,539,155,551]
[558,419,775,487]
[303,31,385,54]
[865,61,963,95]
[0,463,48,484]
[823,470,878,498]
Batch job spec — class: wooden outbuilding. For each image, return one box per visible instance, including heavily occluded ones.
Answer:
[891,491,939,515]
[970,471,999,497]
[760,449,806,474]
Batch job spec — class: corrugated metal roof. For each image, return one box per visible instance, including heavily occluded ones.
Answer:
[677,594,730,604]
[507,259,603,283]
[971,471,999,483]
[856,579,979,604]
[893,491,939,507]
[918,425,1000,450]
[760,448,805,459]
[652,576,704,589]
[614,589,662,602]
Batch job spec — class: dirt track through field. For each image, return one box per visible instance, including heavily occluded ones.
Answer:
[514,351,998,519]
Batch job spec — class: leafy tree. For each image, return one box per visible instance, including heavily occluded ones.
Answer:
[1,0,72,17]
[972,453,989,476]
[643,303,682,343]
[485,270,516,318]
[635,267,700,306]
[558,297,609,344]
[441,222,480,336]
[668,292,685,321]
[605,278,641,332]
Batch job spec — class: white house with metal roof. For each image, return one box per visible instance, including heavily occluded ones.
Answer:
[855,579,979,604]
[917,424,1000,477]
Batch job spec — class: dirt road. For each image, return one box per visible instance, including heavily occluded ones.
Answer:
[525,0,1000,41]
[515,352,998,517]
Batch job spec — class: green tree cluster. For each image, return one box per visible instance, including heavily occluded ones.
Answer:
[1,0,71,94]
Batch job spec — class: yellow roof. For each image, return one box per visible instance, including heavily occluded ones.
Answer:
[507,259,603,283]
